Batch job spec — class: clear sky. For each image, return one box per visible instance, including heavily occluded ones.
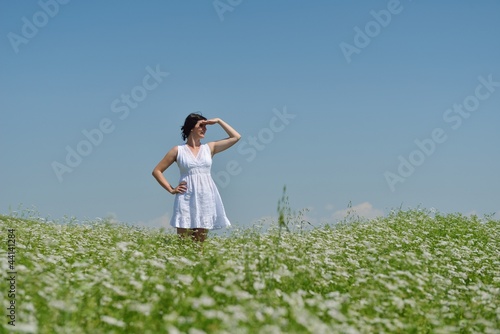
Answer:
[1,0,499,229]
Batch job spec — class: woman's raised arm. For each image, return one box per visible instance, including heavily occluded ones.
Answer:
[205,118,241,155]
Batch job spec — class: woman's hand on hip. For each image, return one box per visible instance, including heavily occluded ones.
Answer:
[171,181,187,194]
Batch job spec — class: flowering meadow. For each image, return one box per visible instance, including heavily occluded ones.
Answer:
[1,208,499,333]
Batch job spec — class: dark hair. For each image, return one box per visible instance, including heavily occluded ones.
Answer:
[181,112,207,141]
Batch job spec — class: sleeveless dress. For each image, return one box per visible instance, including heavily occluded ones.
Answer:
[170,143,231,230]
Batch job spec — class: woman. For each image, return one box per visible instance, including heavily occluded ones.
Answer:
[152,113,241,242]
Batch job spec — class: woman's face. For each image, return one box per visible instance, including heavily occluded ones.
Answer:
[193,120,207,138]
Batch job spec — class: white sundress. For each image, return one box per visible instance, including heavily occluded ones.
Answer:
[170,143,231,230]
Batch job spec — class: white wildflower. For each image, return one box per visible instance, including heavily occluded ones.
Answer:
[48,300,76,313]
[177,274,194,285]
[253,281,265,290]
[6,323,38,333]
[149,259,165,269]
[132,250,144,258]
[178,257,195,266]
[155,284,166,292]
[391,296,405,311]
[128,303,152,316]
[101,315,125,328]
[166,326,182,334]
[129,279,143,290]
[193,295,215,308]
[116,241,132,252]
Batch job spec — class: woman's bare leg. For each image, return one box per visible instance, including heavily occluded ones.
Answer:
[192,228,208,242]
[177,228,207,242]
[177,228,193,239]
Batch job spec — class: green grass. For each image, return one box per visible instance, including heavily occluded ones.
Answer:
[1,208,499,333]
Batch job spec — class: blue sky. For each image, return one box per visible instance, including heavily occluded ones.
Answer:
[1,0,499,229]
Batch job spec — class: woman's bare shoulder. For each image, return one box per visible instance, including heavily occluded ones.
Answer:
[165,145,181,159]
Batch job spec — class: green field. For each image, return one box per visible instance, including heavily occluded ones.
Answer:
[1,207,499,333]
